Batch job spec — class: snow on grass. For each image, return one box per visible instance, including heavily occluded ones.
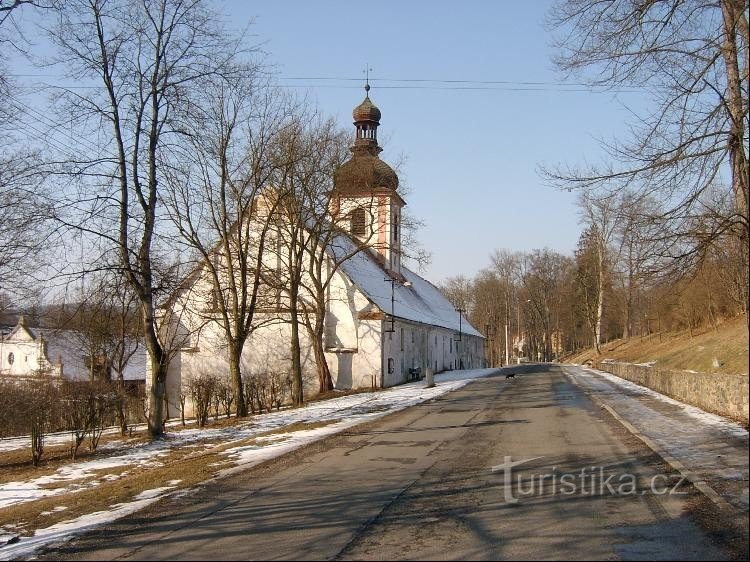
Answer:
[0,442,173,509]
[39,507,68,517]
[0,368,497,560]
[0,418,190,454]
[0,492,171,561]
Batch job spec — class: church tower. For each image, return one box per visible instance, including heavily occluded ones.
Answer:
[331,84,405,276]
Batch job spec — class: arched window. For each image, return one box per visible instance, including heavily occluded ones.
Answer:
[7,352,14,365]
[350,208,366,237]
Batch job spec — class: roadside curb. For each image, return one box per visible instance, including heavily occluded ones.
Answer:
[565,370,735,513]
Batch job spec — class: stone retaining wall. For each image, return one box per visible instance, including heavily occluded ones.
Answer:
[594,361,749,425]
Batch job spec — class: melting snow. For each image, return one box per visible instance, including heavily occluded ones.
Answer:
[0,368,496,560]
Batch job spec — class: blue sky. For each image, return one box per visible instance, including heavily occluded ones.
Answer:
[225,1,647,281]
[8,1,649,283]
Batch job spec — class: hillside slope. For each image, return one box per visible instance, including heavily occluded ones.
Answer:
[565,315,749,375]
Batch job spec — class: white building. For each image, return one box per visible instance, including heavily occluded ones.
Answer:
[0,316,61,379]
[158,89,485,416]
[0,315,146,385]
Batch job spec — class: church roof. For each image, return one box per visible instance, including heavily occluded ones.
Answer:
[330,234,484,338]
[352,95,381,123]
[333,155,399,194]
[333,90,400,196]
[3,315,37,342]
[38,329,147,381]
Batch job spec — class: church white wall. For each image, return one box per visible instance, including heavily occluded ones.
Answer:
[0,339,48,376]
[323,264,383,389]
[336,195,402,274]
[0,327,61,379]
[151,222,486,421]
[154,260,388,419]
[381,319,486,387]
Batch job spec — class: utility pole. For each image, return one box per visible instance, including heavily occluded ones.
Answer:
[505,322,510,366]
[455,307,464,369]
[384,277,412,332]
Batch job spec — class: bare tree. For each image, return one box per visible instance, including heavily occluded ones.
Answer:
[272,115,322,407]
[489,250,522,365]
[439,276,474,312]
[466,270,504,366]
[575,191,621,353]
[0,0,57,299]
[163,76,291,418]
[544,0,749,323]
[48,0,249,437]
[520,249,574,361]
[296,124,376,394]
[59,271,141,433]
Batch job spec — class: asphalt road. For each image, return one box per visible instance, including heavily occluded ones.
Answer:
[43,365,739,560]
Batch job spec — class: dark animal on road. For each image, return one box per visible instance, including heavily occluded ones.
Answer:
[505,373,515,380]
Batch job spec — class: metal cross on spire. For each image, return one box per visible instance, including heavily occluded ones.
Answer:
[363,64,372,94]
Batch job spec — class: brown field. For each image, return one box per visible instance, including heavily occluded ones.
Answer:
[0,417,340,540]
[565,315,749,374]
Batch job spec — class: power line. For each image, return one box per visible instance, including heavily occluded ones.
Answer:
[278,84,638,93]
[6,72,643,93]
[6,92,105,155]
[282,75,621,88]
[277,75,642,93]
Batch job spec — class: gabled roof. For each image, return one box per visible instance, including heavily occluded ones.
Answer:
[4,316,37,342]
[330,234,484,338]
[37,329,147,381]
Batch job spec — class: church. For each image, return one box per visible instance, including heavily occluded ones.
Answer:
[158,88,485,416]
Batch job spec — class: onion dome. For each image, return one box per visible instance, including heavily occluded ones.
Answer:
[352,92,381,124]
[334,155,399,193]
[333,86,399,195]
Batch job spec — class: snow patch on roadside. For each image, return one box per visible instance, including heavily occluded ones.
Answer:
[0,368,498,560]
[570,365,748,438]
[0,491,168,561]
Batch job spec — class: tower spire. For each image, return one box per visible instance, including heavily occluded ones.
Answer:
[352,69,381,156]
[363,64,372,95]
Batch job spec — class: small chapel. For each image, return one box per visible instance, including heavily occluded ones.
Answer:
[158,88,485,417]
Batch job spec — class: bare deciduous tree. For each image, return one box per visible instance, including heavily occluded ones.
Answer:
[544,0,749,324]
[164,76,290,418]
[48,0,250,437]
[0,0,55,299]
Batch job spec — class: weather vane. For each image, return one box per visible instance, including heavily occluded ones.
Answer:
[363,64,372,93]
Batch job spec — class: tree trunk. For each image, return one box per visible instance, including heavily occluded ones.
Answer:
[144,307,166,439]
[229,344,247,417]
[720,0,750,333]
[623,264,633,340]
[314,343,333,394]
[310,309,333,393]
[594,237,605,354]
[289,284,304,407]
[116,375,128,436]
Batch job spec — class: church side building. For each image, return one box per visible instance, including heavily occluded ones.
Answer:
[157,89,485,417]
